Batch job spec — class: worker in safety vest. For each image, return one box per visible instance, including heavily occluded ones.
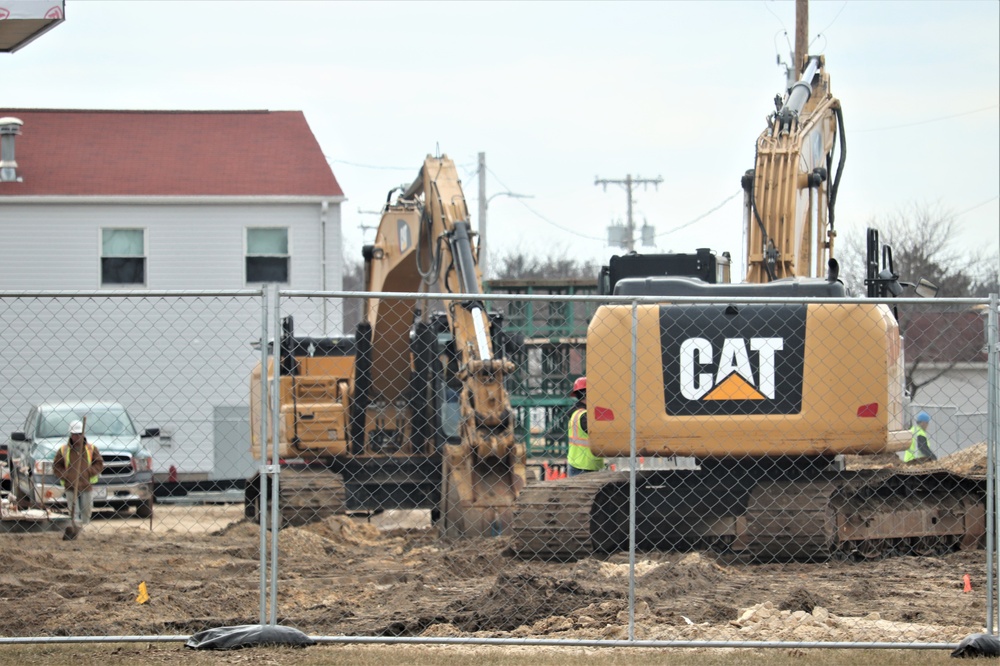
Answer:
[566,377,603,476]
[53,420,104,538]
[904,411,937,463]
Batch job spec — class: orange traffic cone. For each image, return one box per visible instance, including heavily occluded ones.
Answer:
[558,467,567,479]
[542,462,552,481]
[963,574,972,593]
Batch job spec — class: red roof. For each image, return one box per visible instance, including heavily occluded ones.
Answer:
[0,109,343,197]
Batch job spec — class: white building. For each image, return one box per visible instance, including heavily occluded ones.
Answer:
[0,109,345,482]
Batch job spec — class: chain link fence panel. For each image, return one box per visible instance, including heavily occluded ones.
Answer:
[0,289,996,650]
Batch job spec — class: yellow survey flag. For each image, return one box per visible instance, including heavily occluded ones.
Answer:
[136,581,150,604]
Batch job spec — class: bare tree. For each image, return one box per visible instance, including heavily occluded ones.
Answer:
[491,248,600,281]
[838,203,995,403]
[838,202,995,298]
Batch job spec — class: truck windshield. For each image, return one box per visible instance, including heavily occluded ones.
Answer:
[37,407,137,439]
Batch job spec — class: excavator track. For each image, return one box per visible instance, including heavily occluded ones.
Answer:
[511,465,986,563]
[511,472,629,561]
[246,467,347,528]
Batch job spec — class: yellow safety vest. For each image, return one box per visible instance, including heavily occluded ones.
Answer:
[566,408,603,471]
[59,443,99,485]
[904,425,930,462]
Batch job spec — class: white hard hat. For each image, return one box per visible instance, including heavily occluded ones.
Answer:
[69,420,84,434]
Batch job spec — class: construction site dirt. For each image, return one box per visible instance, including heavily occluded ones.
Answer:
[0,494,991,646]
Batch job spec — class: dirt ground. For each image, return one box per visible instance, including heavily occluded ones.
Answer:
[0,500,992,648]
[0,444,992,651]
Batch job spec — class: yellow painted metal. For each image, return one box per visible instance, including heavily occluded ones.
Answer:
[746,56,840,283]
[586,302,910,458]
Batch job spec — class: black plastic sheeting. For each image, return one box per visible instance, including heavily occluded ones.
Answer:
[185,624,315,650]
[951,632,1000,658]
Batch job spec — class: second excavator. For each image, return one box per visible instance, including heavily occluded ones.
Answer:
[246,154,526,537]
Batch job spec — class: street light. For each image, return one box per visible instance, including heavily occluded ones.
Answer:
[480,191,533,279]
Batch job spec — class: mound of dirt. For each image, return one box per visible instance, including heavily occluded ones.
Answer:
[778,587,829,613]
[638,553,727,590]
[447,570,621,632]
[301,515,387,547]
[938,442,988,476]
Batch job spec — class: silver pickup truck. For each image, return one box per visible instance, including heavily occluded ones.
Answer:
[7,402,156,518]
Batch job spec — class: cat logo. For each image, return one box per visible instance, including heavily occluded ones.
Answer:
[660,303,805,416]
[679,337,783,401]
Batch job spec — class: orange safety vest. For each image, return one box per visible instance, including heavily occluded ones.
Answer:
[59,443,99,486]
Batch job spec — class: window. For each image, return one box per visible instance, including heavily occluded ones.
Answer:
[246,227,290,283]
[102,228,146,285]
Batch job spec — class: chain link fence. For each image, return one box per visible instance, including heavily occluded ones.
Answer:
[0,289,996,650]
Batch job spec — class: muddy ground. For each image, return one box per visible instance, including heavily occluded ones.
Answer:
[0,499,991,646]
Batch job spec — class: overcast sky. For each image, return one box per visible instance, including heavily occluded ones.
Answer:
[5,0,998,281]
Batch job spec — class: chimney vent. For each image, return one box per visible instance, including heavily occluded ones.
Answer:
[0,117,24,182]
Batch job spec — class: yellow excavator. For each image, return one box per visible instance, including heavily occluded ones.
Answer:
[511,56,986,562]
[246,154,526,537]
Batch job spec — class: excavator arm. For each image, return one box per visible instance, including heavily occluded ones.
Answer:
[744,55,846,283]
[397,156,518,459]
[360,154,525,537]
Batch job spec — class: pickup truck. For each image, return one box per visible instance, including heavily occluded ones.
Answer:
[7,402,157,518]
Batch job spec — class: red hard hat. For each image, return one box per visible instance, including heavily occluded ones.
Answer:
[571,376,587,395]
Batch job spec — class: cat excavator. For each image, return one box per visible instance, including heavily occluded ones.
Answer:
[511,56,987,562]
[245,154,526,537]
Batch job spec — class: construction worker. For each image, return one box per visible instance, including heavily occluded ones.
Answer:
[53,420,104,539]
[904,411,937,463]
[566,376,603,476]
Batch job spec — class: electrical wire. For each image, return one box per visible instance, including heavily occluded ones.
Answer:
[954,194,999,219]
[853,104,999,133]
[810,1,848,47]
[655,191,742,238]
[487,165,748,246]
[762,0,789,33]
[326,157,413,170]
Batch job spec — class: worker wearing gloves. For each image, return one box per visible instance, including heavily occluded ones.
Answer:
[566,377,604,476]
[53,420,104,539]
[904,411,937,463]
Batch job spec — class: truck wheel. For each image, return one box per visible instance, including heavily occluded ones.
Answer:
[135,499,154,519]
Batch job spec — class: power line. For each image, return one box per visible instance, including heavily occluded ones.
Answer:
[954,194,999,219]
[655,191,742,238]
[853,104,999,133]
[811,0,848,46]
[488,165,746,247]
[326,157,413,171]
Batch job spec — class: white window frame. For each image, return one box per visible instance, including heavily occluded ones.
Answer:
[99,227,147,288]
[245,226,291,285]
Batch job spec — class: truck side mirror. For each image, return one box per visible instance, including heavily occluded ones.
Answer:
[142,428,161,438]
[10,432,27,442]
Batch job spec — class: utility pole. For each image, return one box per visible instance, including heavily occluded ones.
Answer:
[357,208,381,243]
[794,0,809,75]
[595,174,663,252]
[477,152,532,279]
[478,152,488,277]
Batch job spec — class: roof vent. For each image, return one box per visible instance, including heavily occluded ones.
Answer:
[0,117,24,182]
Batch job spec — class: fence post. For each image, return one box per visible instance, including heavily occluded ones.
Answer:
[987,293,998,634]
[258,287,270,625]
[269,285,282,625]
[627,299,638,641]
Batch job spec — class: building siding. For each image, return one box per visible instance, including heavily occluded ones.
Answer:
[0,199,345,478]
[0,202,343,292]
